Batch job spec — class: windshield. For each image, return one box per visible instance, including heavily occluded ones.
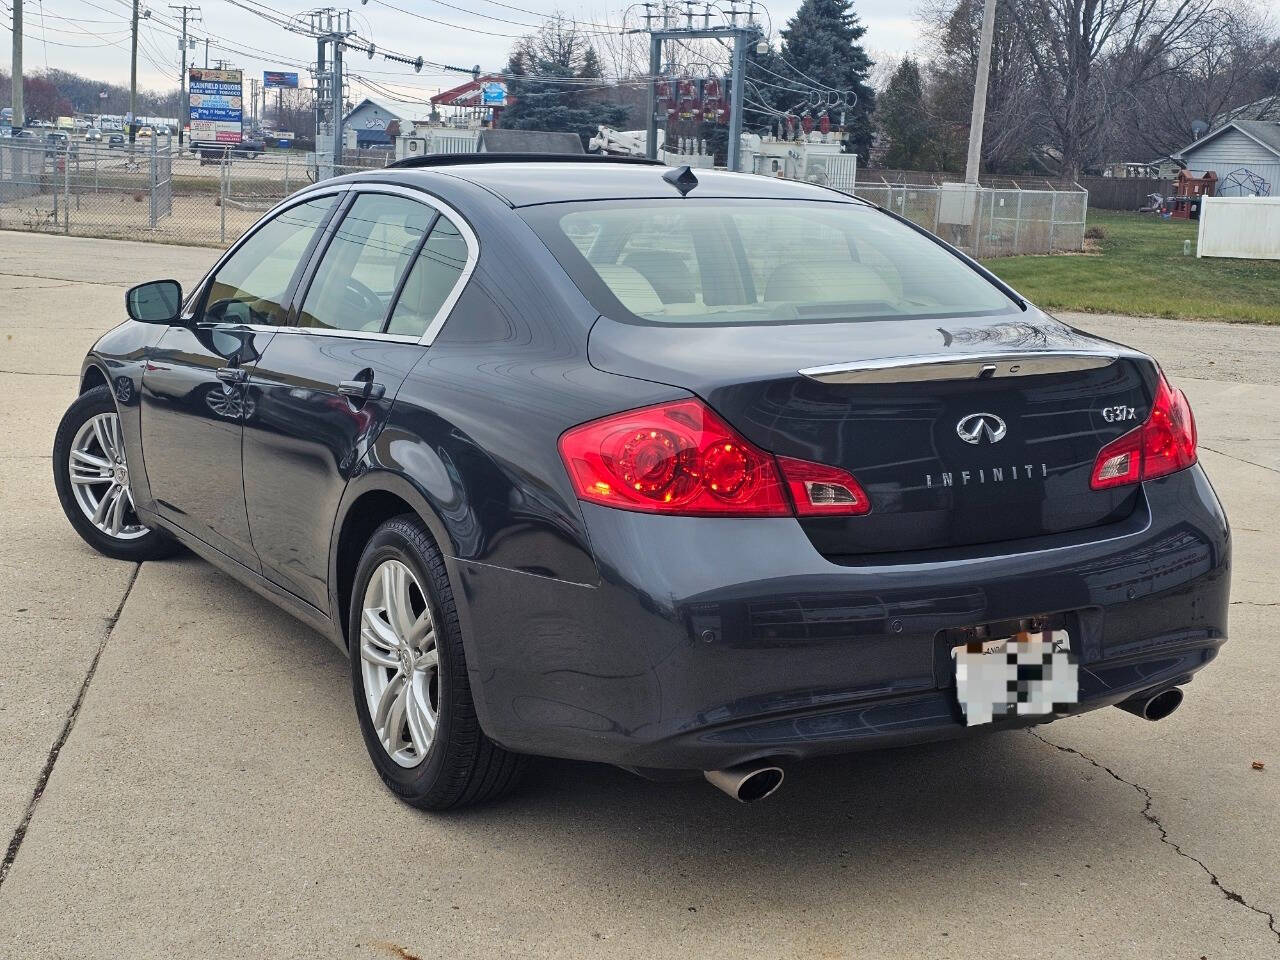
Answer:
[524,198,1016,326]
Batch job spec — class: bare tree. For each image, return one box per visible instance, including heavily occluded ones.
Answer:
[1010,0,1231,179]
[1111,2,1279,157]
[921,0,1041,172]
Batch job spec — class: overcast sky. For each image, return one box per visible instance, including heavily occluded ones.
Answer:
[3,0,922,111]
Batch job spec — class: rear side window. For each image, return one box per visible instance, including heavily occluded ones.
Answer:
[203,196,332,326]
[526,199,1014,326]
[298,193,434,333]
[386,215,468,338]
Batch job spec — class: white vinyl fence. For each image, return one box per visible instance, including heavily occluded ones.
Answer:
[1196,196,1280,260]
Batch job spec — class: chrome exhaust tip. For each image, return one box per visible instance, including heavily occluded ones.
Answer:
[704,764,785,803]
[1117,686,1184,721]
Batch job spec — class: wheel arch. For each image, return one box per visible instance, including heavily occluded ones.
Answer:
[329,468,508,752]
[328,471,459,652]
[79,360,109,394]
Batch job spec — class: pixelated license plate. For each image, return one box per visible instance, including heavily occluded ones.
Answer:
[952,630,1078,727]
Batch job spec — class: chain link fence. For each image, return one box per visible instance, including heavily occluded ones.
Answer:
[0,138,381,247]
[845,182,1089,257]
[0,139,1088,257]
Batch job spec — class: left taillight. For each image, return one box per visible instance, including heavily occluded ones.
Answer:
[558,398,870,518]
[1090,372,1197,490]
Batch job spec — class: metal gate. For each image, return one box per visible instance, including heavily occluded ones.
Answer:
[150,133,173,225]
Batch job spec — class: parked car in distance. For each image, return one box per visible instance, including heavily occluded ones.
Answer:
[107,133,125,149]
[84,127,102,142]
[232,137,266,158]
[53,157,1230,810]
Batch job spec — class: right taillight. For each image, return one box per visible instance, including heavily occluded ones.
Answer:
[1091,373,1197,490]
[558,398,871,518]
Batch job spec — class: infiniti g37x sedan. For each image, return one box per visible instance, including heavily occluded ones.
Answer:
[53,157,1229,807]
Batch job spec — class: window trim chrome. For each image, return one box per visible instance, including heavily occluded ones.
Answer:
[181,180,480,347]
[314,182,480,346]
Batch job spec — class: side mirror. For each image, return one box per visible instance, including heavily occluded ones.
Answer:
[125,279,183,324]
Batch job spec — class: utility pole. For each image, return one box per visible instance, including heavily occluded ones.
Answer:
[169,4,200,146]
[204,37,209,68]
[332,34,344,168]
[964,0,998,184]
[129,0,140,156]
[635,3,761,171]
[727,26,747,172]
[315,35,328,175]
[10,0,22,130]
[304,8,353,178]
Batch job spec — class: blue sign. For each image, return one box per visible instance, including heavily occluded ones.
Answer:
[263,71,299,90]
[481,82,507,106]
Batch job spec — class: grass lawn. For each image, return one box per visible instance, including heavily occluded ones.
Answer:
[982,210,1280,324]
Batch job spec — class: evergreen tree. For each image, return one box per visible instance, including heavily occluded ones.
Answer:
[776,0,876,159]
[501,17,626,148]
[877,58,931,169]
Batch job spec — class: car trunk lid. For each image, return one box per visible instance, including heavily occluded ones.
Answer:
[588,313,1156,555]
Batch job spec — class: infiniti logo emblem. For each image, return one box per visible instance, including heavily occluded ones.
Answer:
[956,412,1007,445]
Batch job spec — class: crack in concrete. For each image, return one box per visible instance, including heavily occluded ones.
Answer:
[1232,601,1280,607]
[0,369,77,378]
[1029,730,1280,943]
[0,270,126,289]
[1200,445,1280,476]
[0,563,140,891]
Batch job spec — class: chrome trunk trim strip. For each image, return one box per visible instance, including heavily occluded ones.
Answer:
[799,351,1118,384]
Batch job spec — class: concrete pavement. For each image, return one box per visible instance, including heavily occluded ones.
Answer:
[0,232,1276,959]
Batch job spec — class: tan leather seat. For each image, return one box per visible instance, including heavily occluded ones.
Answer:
[593,264,664,316]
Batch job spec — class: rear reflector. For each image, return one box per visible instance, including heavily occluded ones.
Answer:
[559,399,871,518]
[1090,373,1197,490]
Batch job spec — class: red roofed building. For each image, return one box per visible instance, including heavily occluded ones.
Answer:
[431,75,510,127]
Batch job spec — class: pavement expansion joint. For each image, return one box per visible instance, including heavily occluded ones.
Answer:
[0,562,141,891]
[1028,730,1280,942]
[1200,445,1280,476]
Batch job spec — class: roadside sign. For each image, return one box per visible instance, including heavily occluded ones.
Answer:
[189,67,243,144]
[481,82,507,107]
[263,71,299,90]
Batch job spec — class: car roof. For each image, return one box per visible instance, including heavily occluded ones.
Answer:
[373,160,863,208]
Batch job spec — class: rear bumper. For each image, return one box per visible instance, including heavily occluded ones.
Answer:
[458,465,1230,770]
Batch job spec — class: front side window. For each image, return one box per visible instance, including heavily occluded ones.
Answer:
[526,199,1015,326]
[298,193,435,333]
[203,196,333,326]
[385,215,469,338]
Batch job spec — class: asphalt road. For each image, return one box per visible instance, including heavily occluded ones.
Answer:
[1,232,1277,960]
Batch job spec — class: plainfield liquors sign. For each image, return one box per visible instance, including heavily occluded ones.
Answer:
[189,67,243,144]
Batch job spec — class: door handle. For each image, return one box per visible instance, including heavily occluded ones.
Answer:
[216,366,248,384]
[339,379,386,402]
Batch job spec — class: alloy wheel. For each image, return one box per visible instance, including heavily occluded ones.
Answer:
[67,412,149,541]
[359,559,440,768]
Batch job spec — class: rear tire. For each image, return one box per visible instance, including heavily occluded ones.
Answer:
[52,385,178,562]
[349,514,527,809]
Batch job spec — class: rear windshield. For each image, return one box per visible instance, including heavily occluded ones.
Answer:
[523,198,1016,326]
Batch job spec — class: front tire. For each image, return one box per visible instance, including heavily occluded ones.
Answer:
[52,385,177,562]
[349,515,527,809]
